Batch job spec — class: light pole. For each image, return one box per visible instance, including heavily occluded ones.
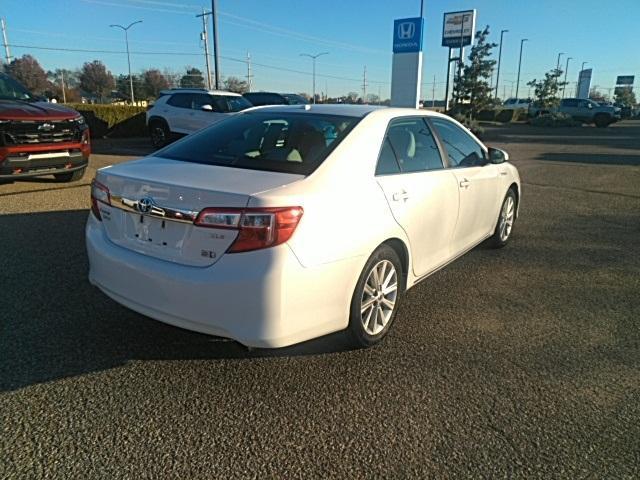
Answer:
[562,56,572,98]
[515,38,528,100]
[300,52,329,104]
[494,29,508,100]
[110,20,142,104]
[581,61,588,72]
[556,52,564,71]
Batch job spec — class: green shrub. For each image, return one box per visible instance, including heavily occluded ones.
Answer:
[530,112,581,128]
[64,104,147,138]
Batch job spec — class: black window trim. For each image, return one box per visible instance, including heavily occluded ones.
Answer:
[428,116,489,170]
[374,115,449,177]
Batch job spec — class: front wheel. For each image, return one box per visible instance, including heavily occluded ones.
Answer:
[53,167,86,183]
[488,189,517,248]
[149,120,171,148]
[594,115,611,128]
[348,245,403,348]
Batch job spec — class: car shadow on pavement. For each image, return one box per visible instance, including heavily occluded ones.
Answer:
[0,209,356,392]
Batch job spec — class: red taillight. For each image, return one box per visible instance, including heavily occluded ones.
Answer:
[194,206,303,253]
[90,179,110,220]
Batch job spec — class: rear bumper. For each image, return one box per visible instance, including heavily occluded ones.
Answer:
[86,214,360,348]
[0,142,90,178]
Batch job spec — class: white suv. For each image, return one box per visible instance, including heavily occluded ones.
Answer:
[146,88,252,147]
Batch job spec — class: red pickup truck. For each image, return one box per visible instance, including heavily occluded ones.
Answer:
[0,73,90,182]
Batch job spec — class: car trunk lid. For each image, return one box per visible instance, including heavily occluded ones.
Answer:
[95,156,303,266]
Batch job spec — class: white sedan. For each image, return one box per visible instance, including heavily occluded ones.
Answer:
[87,105,520,348]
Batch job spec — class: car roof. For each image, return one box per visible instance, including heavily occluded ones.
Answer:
[243,104,458,120]
[160,88,242,97]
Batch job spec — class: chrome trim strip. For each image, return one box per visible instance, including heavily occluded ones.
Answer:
[110,195,199,224]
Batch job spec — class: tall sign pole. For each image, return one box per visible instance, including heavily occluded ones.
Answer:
[211,0,220,89]
[441,10,476,109]
[390,17,424,108]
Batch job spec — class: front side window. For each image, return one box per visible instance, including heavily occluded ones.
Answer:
[157,112,359,175]
[376,117,443,174]
[431,118,486,168]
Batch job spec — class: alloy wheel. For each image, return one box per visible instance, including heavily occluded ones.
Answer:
[360,259,398,336]
[499,195,515,242]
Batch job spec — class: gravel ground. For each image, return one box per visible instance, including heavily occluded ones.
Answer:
[1,121,639,479]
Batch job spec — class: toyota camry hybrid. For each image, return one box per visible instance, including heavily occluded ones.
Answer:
[86,105,520,348]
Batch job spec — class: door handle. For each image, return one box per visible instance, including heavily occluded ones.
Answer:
[392,190,409,202]
[459,178,470,189]
[500,171,508,176]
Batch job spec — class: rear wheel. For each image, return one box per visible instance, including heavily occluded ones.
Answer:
[348,245,402,348]
[149,120,170,148]
[53,167,85,183]
[488,189,517,248]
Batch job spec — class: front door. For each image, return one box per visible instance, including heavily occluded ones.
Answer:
[431,118,502,255]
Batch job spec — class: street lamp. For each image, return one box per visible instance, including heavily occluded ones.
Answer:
[300,52,329,104]
[494,29,508,100]
[581,61,588,72]
[556,52,564,71]
[562,56,573,98]
[515,38,528,100]
[110,20,143,105]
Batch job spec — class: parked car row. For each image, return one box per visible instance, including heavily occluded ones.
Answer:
[146,88,310,147]
[528,98,620,127]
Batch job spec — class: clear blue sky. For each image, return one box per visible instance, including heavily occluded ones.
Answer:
[2,0,639,99]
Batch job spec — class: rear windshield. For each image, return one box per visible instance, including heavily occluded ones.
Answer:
[157,112,360,175]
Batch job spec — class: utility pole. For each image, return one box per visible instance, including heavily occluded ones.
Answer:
[300,52,329,104]
[110,20,143,105]
[362,66,367,103]
[1,18,12,64]
[211,0,220,89]
[562,56,572,98]
[60,70,66,103]
[494,29,508,100]
[515,38,528,100]
[196,8,212,90]
[246,51,253,92]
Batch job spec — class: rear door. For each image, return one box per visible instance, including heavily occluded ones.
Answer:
[375,117,459,277]
[431,117,502,255]
[165,93,195,133]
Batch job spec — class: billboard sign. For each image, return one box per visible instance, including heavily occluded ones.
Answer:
[393,17,424,53]
[442,10,476,48]
[576,69,592,99]
[616,75,635,86]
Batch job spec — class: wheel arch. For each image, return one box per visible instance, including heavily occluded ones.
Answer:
[147,115,169,127]
[381,238,410,292]
[509,182,520,217]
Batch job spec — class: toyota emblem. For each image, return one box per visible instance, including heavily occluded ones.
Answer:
[137,197,154,214]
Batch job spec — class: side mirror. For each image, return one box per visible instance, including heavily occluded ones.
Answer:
[488,147,509,164]
[587,103,593,109]
[201,104,213,111]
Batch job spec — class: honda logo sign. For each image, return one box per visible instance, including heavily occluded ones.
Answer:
[392,17,423,53]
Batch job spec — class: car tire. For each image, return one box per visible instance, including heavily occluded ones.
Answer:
[53,167,86,183]
[488,188,517,248]
[149,119,171,148]
[594,114,610,128]
[347,244,403,348]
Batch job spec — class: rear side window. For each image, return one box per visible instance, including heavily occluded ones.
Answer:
[243,93,285,106]
[561,99,579,107]
[375,117,443,175]
[431,118,485,168]
[157,112,360,175]
[167,93,194,109]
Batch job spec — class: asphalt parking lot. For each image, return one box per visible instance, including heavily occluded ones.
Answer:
[1,121,639,478]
